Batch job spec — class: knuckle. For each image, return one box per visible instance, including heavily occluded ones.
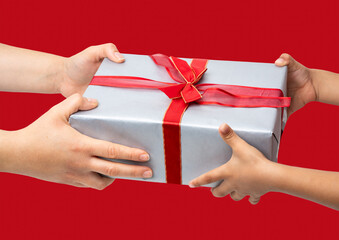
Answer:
[190,180,197,186]
[231,195,241,201]
[107,144,119,159]
[73,93,82,100]
[249,195,261,203]
[126,149,135,160]
[71,93,83,105]
[212,189,227,198]
[70,141,88,154]
[252,193,262,199]
[225,128,235,140]
[281,53,292,64]
[106,43,116,49]
[215,192,227,198]
[87,45,102,59]
[202,174,214,184]
[105,165,119,177]
[63,154,86,170]
[84,45,95,53]
[130,168,138,178]
[282,53,290,58]
[132,168,143,178]
[249,199,260,205]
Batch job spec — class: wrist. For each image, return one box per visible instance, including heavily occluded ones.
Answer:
[0,130,17,173]
[309,69,321,102]
[49,56,67,94]
[265,161,296,194]
[0,128,34,175]
[259,159,285,193]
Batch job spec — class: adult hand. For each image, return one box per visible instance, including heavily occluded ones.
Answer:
[59,43,125,97]
[1,94,152,190]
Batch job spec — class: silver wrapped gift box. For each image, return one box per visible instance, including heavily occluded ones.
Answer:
[69,54,287,187]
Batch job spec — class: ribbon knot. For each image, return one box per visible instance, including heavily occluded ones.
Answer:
[157,56,207,103]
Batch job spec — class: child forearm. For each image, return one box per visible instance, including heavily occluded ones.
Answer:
[311,69,339,106]
[0,43,65,93]
[190,124,339,210]
[271,162,339,210]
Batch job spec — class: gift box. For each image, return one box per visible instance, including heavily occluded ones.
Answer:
[69,54,289,187]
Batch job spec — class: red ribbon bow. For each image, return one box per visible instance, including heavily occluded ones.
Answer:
[155,56,207,103]
[90,54,291,184]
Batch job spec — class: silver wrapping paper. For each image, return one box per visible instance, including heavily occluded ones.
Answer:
[70,54,287,187]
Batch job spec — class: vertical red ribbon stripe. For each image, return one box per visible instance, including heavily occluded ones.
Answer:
[162,99,188,184]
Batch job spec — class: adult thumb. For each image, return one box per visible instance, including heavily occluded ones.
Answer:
[56,93,98,119]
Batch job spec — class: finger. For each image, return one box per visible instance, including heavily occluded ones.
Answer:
[90,43,125,63]
[55,93,98,119]
[80,172,115,190]
[274,53,304,72]
[249,195,261,205]
[67,182,88,188]
[219,123,245,150]
[88,157,153,179]
[274,53,289,67]
[86,137,150,162]
[211,181,233,198]
[230,191,246,201]
[189,164,228,188]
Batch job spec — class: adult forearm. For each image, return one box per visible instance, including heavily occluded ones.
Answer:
[270,162,339,210]
[0,130,16,173]
[311,69,339,106]
[0,43,65,93]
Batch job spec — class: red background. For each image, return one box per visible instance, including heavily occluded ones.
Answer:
[0,0,338,239]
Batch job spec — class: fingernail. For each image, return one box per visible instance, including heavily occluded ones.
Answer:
[114,52,124,61]
[143,170,152,178]
[87,98,97,103]
[139,154,150,161]
[275,58,285,65]
[219,123,228,134]
[189,183,196,188]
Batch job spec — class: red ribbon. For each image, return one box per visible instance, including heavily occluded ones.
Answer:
[90,54,291,184]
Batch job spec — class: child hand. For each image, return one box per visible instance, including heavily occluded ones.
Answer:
[59,43,125,97]
[189,123,275,205]
[1,94,152,189]
[275,53,317,118]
